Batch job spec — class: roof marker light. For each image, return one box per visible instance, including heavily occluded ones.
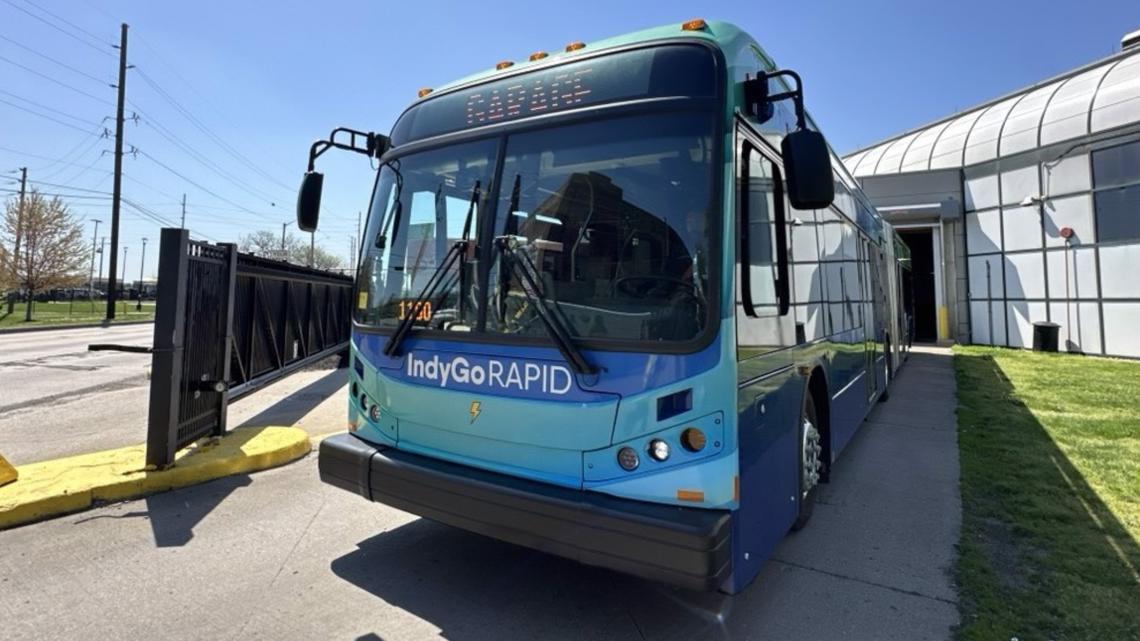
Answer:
[528,51,548,62]
[417,87,432,98]
[565,41,585,52]
[496,60,514,70]
[681,18,707,31]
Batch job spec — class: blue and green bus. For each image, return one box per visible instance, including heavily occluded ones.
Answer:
[303,19,906,594]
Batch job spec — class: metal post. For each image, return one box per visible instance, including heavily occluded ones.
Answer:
[180,193,186,229]
[309,231,314,267]
[97,237,105,295]
[9,167,26,316]
[88,219,101,300]
[146,228,190,468]
[121,245,128,315]
[137,237,147,311]
[106,23,129,320]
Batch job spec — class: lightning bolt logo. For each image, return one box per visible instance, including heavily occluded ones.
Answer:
[469,401,482,424]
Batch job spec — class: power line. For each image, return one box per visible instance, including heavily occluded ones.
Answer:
[130,33,300,184]
[0,187,111,200]
[0,33,108,85]
[136,148,278,222]
[0,88,104,127]
[131,105,282,205]
[0,96,102,133]
[0,53,115,107]
[132,67,294,198]
[1,0,114,58]
[37,133,109,181]
[17,0,113,48]
[0,128,108,173]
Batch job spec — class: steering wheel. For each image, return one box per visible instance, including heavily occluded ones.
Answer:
[615,275,697,299]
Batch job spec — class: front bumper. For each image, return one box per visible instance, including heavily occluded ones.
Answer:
[319,433,732,591]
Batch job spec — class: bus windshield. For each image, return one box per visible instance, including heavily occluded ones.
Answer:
[356,110,716,345]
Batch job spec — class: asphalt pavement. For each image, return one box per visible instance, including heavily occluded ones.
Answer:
[0,346,960,640]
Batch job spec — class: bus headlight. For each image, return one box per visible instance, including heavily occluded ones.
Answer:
[647,439,670,462]
[617,447,640,471]
[368,405,382,422]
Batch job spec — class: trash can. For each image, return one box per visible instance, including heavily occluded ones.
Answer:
[1032,322,1061,352]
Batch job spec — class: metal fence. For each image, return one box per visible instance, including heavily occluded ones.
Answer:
[145,228,353,468]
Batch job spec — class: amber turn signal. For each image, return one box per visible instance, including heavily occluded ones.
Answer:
[681,18,707,31]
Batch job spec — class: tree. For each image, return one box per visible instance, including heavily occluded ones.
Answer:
[238,229,343,271]
[2,191,89,320]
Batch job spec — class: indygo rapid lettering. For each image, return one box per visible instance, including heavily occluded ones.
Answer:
[406,353,574,395]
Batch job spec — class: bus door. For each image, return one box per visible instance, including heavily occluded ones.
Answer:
[733,129,803,580]
[860,236,879,401]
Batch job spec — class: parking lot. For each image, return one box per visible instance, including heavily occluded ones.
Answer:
[0,349,960,641]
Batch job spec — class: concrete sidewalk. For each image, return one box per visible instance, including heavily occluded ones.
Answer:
[0,347,960,641]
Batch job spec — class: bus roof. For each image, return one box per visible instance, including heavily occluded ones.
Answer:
[419,20,753,100]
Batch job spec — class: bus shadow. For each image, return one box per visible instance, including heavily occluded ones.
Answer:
[331,519,737,641]
[954,351,1140,636]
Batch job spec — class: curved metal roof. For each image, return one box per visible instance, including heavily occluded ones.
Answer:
[844,46,1140,177]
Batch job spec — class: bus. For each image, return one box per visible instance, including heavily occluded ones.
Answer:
[303,19,906,594]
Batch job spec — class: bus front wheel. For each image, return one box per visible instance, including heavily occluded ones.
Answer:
[793,390,822,531]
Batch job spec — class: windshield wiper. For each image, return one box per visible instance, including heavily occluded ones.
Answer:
[383,239,470,358]
[383,180,481,358]
[495,236,596,376]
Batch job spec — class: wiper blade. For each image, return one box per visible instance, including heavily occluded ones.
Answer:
[495,236,597,376]
[383,239,469,358]
[384,179,482,357]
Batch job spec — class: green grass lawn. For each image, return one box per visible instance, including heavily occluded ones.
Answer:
[0,300,155,329]
[954,346,1140,640]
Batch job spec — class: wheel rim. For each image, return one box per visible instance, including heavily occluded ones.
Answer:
[801,416,822,499]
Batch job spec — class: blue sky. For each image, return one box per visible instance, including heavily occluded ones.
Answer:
[2,0,1137,279]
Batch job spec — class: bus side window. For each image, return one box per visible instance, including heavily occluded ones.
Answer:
[742,147,779,314]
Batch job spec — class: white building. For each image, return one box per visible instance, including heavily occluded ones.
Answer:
[844,31,1140,358]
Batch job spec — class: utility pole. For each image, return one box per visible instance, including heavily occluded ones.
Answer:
[136,237,146,311]
[6,167,26,315]
[87,219,102,299]
[309,232,314,267]
[106,23,129,320]
[280,220,293,261]
[349,235,356,273]
[180,193,186,229]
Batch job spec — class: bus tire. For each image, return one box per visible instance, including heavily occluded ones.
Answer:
[792,390,822,531]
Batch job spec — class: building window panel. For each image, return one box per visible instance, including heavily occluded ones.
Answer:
[1046,247,1098,300]
[1043,194,1094,247]
[1004,252,1046,299]
[971,301,1007,345]
[1099,243,1140,298]
[966,209,1003,254]
[1092,140,1140,188]
[965,174,1000,211]
[1006,301,1048,348]
[1048,301,1102,354]
[1002,207,1044,252]
[968,254,1003,299]
[1103,303,1140,358]
[1001,165,1041,206]
[1042,153,1091,197]
[1094,184,1140,243]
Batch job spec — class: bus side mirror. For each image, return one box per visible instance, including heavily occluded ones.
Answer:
[297,171,323,232]
[781,128,834,210]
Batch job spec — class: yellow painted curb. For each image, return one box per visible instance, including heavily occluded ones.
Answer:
[0,426,310,530]
[0,452,17,488]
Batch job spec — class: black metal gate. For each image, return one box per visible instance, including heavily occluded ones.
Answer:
[146,228,352,468]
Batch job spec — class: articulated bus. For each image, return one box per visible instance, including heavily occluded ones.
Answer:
[304,20,907,594]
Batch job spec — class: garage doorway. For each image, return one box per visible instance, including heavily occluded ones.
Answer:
[898,228,938,343]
